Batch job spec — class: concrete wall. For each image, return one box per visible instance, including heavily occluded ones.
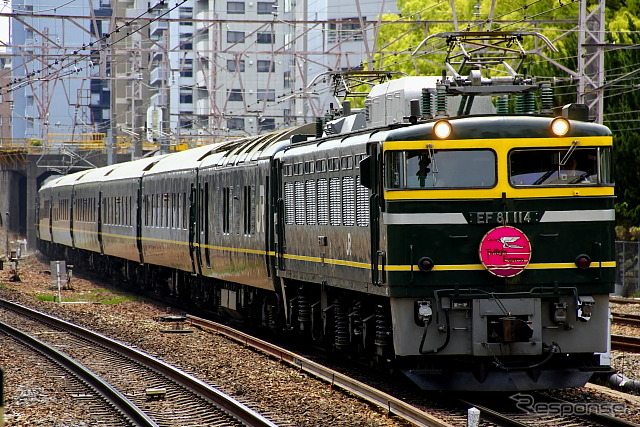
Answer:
[0,170,25,233]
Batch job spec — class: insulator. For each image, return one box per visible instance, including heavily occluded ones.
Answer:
[496,96,509,115]
[524,91,535,113]
[421,88,433,118]
[436,84,448,117]
[334,301,349,349]
[297,295,311,323]
[364,99,371,122]
[515,93,525,114]
[374,305,392,347]
[315,118,324,138]
[324,124,335,135]
[540,83,553,113]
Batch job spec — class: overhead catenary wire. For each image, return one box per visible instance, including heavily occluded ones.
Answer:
[0,0,188,95]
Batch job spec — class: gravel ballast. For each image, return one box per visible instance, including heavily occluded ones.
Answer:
[0,256,412,427]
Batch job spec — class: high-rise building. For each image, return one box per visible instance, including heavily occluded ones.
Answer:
[10,0,112,148]
[9,0,396,150]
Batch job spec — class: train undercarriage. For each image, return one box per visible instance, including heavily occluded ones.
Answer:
[38,240,607,392]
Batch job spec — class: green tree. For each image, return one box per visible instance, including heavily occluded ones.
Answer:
[374,1,640,227]
[603,11,640,225]
[373,0,580,76]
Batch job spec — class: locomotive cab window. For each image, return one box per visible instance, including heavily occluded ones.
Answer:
[509,147,612,186]
[385,149,496,189]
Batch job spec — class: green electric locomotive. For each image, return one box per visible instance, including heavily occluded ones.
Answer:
[37,32,615,391]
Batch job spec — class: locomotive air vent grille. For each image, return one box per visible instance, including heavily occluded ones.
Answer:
[329,177,342,226]
[356,176,369,227]
[295,181,306,225]
[342,176,355,226]
[284,182,294,225]
[306,180,317,225]
[318,178,329,225]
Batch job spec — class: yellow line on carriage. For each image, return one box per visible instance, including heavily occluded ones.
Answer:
[45,226,617,271]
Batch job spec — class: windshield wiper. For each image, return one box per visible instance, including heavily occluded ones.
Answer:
[559,140,579,166]
[532,140,579,185]
[426,144,438,174]
[425,144,439,186]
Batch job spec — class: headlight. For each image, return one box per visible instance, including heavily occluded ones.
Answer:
[550,117,570,136]
[433,120,452,139]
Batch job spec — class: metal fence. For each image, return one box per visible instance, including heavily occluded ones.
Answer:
[616,241,640,297]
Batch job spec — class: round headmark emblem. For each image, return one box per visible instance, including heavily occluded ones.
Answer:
[479,226,532,277]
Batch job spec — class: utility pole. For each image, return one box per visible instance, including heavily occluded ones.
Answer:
[578,0,606,124]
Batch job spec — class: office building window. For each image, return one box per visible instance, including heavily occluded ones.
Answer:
[257,32,274,44]
[179,33,193,49]
[257,2,275,14]
[283,70,291,88]
[257,60,275,72]
[227,31,245,43]
[327,17,363,43]
[257,89,275,101]
[180,58,193,77]
[227,2,245,13]
[228,118,245,130]
[228,89,243,101]
[258,117,275,131]
[179,90,193,104]
[179,7,193,18]
[227,59,245,72]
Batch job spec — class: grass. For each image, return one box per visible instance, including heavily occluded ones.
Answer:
[35,289,138,305]
[35,294,72,303]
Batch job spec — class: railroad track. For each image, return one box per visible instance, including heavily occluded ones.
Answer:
[0,298,278,427]
[611,297,640,305]
[462,391,640,427]
[613,312,640,327]
[187,314,456,426]
[188,314,640,427]
[611,309,640,353]
[0,320,155,427]
[4,296,638,427]
[612,334,640,352]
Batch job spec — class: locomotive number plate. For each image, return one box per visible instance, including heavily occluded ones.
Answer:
[468,211,540,225]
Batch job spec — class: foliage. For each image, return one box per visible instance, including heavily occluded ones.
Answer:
[373,1,640,227]
[616,225,640,241]
[373,0,580,77]
[603,12,640,226]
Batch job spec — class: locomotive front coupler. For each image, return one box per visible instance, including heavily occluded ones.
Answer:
[577,295,595,322]
[415,300,433,327]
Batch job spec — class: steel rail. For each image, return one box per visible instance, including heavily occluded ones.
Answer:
[459,400,529,427]
[0,299,277,427]
[187,314,455,427]
[611,334,640,352]
[612,312,640,327]
[463,392,640,427]
[534,392,640,427]
[610,297,640,305]
[0,321,157,427]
